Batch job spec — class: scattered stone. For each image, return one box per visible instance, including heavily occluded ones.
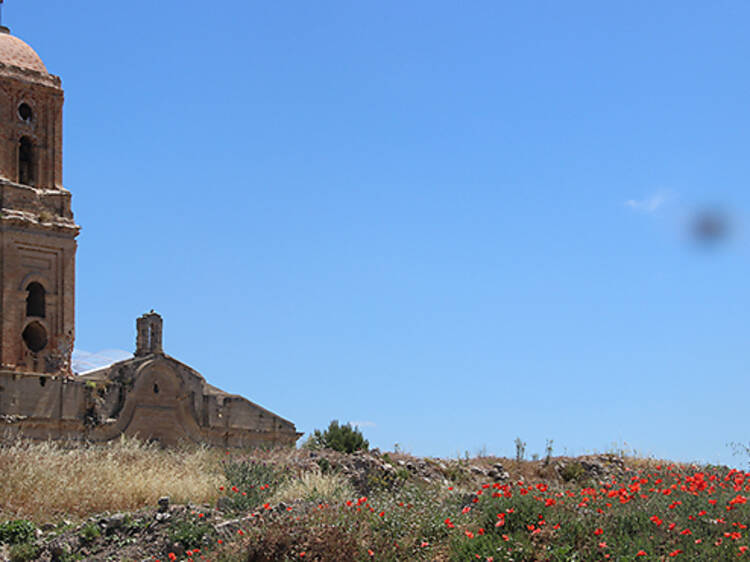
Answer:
[488,468,510,482]
[102,513,126,531]
[155,512,171,523]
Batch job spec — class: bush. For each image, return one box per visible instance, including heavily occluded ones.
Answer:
[305,420,369,454]
[220,458,288,512]
[0,519,35,545]
[8,543,39,562]
[560,461,585,482]
[78,522,100,544]
[167,516,215,551]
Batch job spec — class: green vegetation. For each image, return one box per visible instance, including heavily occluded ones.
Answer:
[0,519,35,545]
[8,542,39,562]
[167,515,215,551]
[213,462,750,561]
[0,520,39,562]
[305,420,370,454]
[0,437,747,560]
[559,460,586,482]
[220,456,288,512]
[78,521,100,544]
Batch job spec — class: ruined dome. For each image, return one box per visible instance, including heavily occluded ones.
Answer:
[0,28,47,74]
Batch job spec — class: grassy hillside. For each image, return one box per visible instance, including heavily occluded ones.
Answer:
[0,438,747,561]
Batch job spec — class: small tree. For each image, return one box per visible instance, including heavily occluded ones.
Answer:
[305,420,369,454]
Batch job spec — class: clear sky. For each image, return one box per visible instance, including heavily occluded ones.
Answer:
[8,1,749,467]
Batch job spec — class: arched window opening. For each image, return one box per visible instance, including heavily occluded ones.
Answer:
[26,282,45,317]
[22,322,47,352]
[18,103,32,122]
[18,137,34,185]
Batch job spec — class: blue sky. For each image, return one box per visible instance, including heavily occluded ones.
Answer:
[9,1,749,466]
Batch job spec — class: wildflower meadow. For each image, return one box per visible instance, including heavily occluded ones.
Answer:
[208,459,749,561]
[0,437,747,561]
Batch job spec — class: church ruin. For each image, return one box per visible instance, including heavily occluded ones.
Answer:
[0,25,301,447]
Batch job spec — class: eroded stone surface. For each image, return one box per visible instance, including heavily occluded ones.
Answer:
[0,313,302,447]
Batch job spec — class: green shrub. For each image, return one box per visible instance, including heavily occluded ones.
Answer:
[78,522,100,544]
[560,461,585,482]
[220,458,287,512]
[316,457,332,473]
[305,420,369,454]
[8,542,39,562]
[167,516,215,551]
[0,519,35,545]
[54,550,82,562]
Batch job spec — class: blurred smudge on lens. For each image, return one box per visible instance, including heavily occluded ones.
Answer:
[689,208,730,245]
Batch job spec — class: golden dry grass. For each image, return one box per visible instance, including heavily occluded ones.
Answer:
[270,469,355,505]
[0,436,227,523]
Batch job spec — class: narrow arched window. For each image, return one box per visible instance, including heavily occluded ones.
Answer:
[18,137,34,185]
[26,282,45,317]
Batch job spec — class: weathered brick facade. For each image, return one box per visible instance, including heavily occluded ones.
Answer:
[0,27,76,375]
[0,27,301,447]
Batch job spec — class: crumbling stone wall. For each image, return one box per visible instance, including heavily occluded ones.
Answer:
[0,351,301,448]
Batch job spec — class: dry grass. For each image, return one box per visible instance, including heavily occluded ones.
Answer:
[0,436,226,523]
[270,469,355,505]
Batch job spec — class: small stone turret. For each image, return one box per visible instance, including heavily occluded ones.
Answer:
[135,311,163,356]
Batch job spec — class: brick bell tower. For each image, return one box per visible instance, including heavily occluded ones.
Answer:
[0,23,79,374]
